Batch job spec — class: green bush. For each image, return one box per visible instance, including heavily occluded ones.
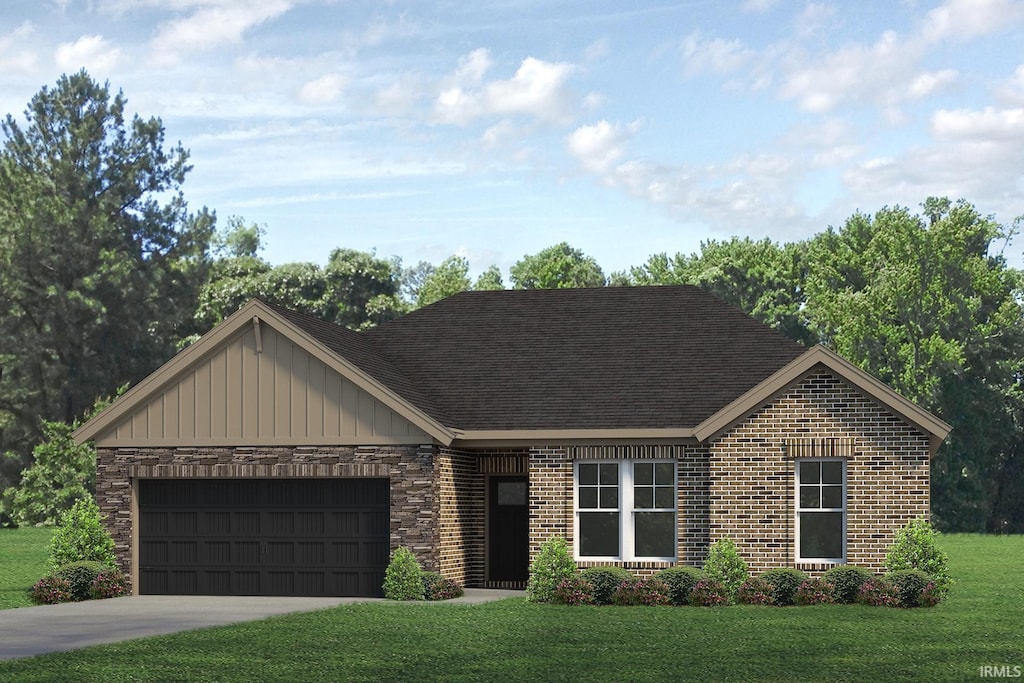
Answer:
[702,537,748,603]
[822,565,874,604]
[28,574,72,605]
[527,536,577,603]
[421,572,463,601]
[581,566,635,605]
[55,561,107,601]
[47,498,116,570]
[382,546,424,600]
[90,568,130,600]
[794,578,836,605]
[759,568,808,606]
[885,518,952,596]
[887,568,934,608]
[655,566,706,606]
[553,575,595,606]
[737,577,776,605]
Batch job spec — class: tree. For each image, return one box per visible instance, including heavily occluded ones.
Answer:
[0,71,212,486]
[399,260,435,305]
[324,248,406,329]
[473,265,505,291]
[416,256,471,307]
[803,199,1024,531]
[212,215,265,258]
[510,242,606,289]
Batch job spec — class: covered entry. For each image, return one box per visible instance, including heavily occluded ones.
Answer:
[138,478,389,597]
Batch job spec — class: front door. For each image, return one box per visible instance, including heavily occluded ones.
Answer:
[488,476,529,586]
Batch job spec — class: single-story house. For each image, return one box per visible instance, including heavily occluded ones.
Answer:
[73,285,951,597]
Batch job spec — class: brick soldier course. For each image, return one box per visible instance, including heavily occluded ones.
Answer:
[75,286,950,596]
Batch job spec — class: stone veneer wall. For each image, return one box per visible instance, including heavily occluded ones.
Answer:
[709,370,931,574]
[527,445,710,578]
[94,445,437,591]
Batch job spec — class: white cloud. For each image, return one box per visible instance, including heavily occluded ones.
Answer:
[299,73,347,104]
[920,0,1024,44]
[680,32,753,77]
[908,69,959,98]
[795,2,836,37]
[0,22,39,74]
[566,120,639,173]
[584,38,609,62]
[741,0,779,13]
[149,0,293,65]
[932,106,1024,141]
[995,64,1024,105]
[55,35,122,73]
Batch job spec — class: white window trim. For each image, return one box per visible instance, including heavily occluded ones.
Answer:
[795,458,847,563]
[573,459,677,562]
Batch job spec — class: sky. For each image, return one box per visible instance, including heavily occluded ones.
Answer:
[2,0,1024,279]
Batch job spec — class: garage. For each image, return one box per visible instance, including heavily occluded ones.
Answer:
[138,478,390,597]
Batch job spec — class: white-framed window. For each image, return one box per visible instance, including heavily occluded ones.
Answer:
[795,459,846,563]
[575,460,677,561]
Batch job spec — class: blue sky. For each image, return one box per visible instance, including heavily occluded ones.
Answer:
[2,0,1024,279]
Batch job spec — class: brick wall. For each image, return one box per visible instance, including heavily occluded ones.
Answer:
[95,445,438,592]
[709,369,931,574]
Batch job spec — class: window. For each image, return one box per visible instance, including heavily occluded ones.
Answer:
[796,459,846,562]
[575,460,677,561]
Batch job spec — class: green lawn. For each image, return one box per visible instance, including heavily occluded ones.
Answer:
[1,534,1022,682]
[0,527,52,610]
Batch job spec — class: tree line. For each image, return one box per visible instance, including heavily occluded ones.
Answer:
[2,71,1021,533]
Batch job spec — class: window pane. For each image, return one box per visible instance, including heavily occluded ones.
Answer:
[634,487,653,509]
[654,463,674,485]
[654,486,674,508]
[800,512,843,559]
[821,461,843,484]
[800,461,820,484]
[579,512,619,557]
[634,463,653,485]
[599,464,618,485]
[578,463,598,486]
[634,512,675,558]
[799,486,820,509]
[822,485,843,509]
[497,482,527,506]
[599,487,618,509]
[578,487,598,509]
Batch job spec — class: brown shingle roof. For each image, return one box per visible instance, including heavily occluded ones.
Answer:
[355,285,807,430]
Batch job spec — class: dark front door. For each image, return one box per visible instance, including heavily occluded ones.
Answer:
[488,476,529,585]
[138,478,390,597]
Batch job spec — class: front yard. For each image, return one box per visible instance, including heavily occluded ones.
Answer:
[0,533,1021,682]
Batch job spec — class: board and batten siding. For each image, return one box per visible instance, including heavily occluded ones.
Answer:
[98,323,430,447]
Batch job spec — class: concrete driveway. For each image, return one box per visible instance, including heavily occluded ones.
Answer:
[0,589,522,660]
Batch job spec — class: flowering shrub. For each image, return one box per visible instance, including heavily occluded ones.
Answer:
[421,572,464,601]
[794,578,836,605]
[737,577,776,606]
[689,578,730,607]
[611,578,671,606]
[759,568,808,606]
[655,567,706,606]
[29,575,72,605]
[55,561,107,601]
[554,576,595,606]
[919,581,941,607]
[857,577,900,607]
[822,565,874,604]
[887,569,935,608]
[580,566,634,605]
[90,569,130,599]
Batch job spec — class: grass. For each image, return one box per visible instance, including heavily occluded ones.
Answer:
[0,527,52,610]
[1,534,1022,682]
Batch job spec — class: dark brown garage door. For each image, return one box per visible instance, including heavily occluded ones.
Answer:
[138,479,389,597]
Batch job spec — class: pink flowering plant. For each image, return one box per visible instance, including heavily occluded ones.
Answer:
[794,578,836,605]
[554,576,595,606]
[688,578,730,607]
[29,575,73,605]
[90,570,130,600]
[737,577,776,606]
[857,577,900,607]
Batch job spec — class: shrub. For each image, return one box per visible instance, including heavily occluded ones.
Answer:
[857,577,900,607]
[29,575,72,605]
[382,546,424,600]
[822,565,874,604]
[737,577,776,606]
[581,566,635,605]
[48,497,116,570]
[919,581,941,608]
[655,566,706,606]
[885,517,952,596]
[689,578,730,607]
[794,578,836,605]
[702,537,748,603]
[887,568,934,608]
[611,578,671,606]
[554,576,595,606]
[759,568,809,606]
[527,536,577,603]
[421,572,464,601]
[55,561,107,601]
[90,568,130,600]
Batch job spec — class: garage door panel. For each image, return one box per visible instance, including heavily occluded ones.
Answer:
[139,478,389,597]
